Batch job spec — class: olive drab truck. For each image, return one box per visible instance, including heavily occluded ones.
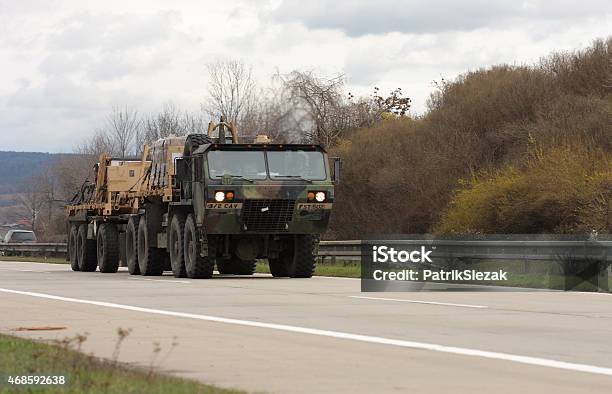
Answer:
[65,118,340,279]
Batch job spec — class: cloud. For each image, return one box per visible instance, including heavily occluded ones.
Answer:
[270,0,612,36]
[48,11,182,51]
[0,0,611,153]
[2,76,146,152]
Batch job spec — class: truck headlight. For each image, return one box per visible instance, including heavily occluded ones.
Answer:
[315,191,326,202]
[214,191,225,202]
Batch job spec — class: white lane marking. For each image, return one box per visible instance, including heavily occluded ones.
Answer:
[11,269,52,274]
[349,296,488,309]
[313,275,359,281]
[1,288,612,377]
[129,278,191,284]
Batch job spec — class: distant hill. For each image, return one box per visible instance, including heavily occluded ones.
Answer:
[0,151,77,227]
[0,151,68,194]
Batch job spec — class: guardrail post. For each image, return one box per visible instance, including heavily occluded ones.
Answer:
[598,246,609,293]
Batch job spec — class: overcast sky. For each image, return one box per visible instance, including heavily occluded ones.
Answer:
[1,0,610,153]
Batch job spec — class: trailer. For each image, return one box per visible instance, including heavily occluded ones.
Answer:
[66,119,339,278]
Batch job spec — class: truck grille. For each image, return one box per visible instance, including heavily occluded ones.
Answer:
[241,199,295,232]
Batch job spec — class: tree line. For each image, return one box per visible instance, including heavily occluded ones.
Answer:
[16,37,611,241]
[18,62,409,240]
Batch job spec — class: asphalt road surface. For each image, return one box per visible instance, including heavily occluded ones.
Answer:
[1,260,611,393]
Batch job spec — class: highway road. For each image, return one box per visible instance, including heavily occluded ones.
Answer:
[1,260,611,393]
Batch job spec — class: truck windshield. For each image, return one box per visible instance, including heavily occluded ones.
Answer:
[207,151,267,180]
[267,151,326,180]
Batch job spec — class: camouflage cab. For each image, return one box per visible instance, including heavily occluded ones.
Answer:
[174,138,338,278]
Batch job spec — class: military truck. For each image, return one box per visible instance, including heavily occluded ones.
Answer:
[66,118,339,279]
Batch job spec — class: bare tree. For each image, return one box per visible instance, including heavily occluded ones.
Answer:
[239,82,304,142]
[141,103,182,144]
[140,103,208,146]
[17,177,45,232]
[282,71,411,146]
[181,111,207,135]
[76,129,115,158]
[204,60,256,127]
[281,71,349,146]
[55,129,113,208]
[107,106,141,159]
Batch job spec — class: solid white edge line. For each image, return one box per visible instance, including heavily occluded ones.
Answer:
[1,288,612,377]
[349,295,488,309]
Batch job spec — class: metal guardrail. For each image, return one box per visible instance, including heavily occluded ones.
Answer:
[318,240,612,262]
[1,240,610,262]
[0,242,67,255]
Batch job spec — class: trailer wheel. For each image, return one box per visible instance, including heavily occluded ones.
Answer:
[69,224,79,271]
[287,235,317,278]
[126,217,140,275]
[77,224,97,272]
[183,214,214,279]
[137,216,164,276]
[169,214,187,278]
[97,223,120,273]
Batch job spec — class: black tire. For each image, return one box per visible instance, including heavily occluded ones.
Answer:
[216,258,234,274]
[169,214,186,278]
[77,224,97,272]
[217,257,256,275]
[163,252,172,271]
[233,259,256,275]
[183,214,214,279]
[126,217,140,275]
[69,224,79,271]
[137,216,164,276]
[268,257,289,277]
[97,223,120,273]
[287,235,317,278]
[183,134,212,157]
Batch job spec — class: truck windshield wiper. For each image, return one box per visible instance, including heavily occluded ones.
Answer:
[278,175,312,183]
[217,175,255,183]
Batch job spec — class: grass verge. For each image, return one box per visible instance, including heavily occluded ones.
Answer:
[0,255,66,264]
[0,333,243,394]
[0,255,361,278]
[256,260,360,278]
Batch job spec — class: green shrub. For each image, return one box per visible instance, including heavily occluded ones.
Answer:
[436,146,612,234]
[327,37,612,239]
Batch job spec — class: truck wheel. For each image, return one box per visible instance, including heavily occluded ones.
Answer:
[234,259,256,275]
[126,217,140,275]
[164,252,172,271]
[69,224,79,271]
[183,214,214,279]
[169,214,186,278]
[77,224,97,272]
[137,216,164,276]
[216,258,234,274]
[288,235,317,278]
[97,223,120,273]
[268,257,288,277]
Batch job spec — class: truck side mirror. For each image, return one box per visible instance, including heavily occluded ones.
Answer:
[331,157,341,184]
